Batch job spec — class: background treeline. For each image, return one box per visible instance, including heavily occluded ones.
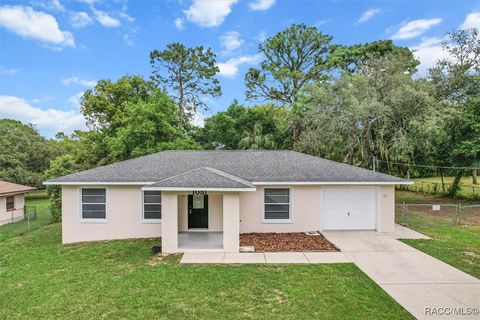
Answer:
[1,24,479,199]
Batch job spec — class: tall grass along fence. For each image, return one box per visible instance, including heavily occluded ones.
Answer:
[395,203,480,227]
[397,180,480,199]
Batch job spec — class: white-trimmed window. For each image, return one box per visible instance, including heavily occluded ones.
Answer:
[143,191,161,220]
[6,196,14,211]
[264,188,291,221]
[81,188,106,219]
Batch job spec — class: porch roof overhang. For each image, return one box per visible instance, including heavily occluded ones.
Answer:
[141,166,257,192]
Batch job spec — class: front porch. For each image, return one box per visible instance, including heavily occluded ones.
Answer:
[160,192,243,253]
[142,166,257,253]
[178,231,223,251]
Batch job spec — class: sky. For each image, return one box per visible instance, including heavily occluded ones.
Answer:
[0,0,479,137]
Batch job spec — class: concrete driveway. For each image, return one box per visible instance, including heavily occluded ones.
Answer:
[322,231,480,320]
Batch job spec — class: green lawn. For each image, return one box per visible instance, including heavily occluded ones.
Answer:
[396,191,480,279]
[0,196,51,242]
[402,226,480,278]
[0,224,412,320]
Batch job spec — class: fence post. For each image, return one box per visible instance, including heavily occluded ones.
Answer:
[27,212,31,232]
[402,202,407,226]
[456,203,461,226]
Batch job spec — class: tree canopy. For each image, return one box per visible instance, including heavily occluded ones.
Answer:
[245,23,332,106]
[150,43,221,126]
[0,119,64,187]
[197,100,290,150]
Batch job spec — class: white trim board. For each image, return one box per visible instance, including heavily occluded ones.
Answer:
[142,187,257,192]
[43,181,154,186]
[252,181,413,186]
[44,181,412,187]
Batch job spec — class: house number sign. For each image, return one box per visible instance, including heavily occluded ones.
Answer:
[192,190,208,195]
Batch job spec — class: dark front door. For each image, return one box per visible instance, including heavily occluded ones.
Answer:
[188,194,208,229]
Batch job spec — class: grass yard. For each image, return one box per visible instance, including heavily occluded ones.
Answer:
[396,191,480,278]
[0,195,52,242]
[0,224,413,320]
[402,226,480,278]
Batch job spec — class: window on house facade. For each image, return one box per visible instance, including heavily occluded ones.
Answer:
[6,196,14,211]
[264,188,291,221]
[143,191,161,220]
[81,188,106,219]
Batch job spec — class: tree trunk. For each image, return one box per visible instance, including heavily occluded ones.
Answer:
[473,169,477,185]
[447,170,464,198]
[440,168,446,194]
[292,120,302,143]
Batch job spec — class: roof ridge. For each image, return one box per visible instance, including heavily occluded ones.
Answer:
[202,167,254,187]
[151,166,254,188]
[152,167,208,184]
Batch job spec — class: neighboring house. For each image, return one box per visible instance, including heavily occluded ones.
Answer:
[0,181,37,226]
[44,150,411,252]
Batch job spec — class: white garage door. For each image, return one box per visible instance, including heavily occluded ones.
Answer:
[321,187,377,230]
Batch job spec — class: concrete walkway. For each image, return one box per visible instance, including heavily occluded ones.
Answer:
[181,251,352,264]
[322,230,480,320]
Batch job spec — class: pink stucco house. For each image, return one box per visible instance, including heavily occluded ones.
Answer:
[0,180,36,225]
[44,150,411,253]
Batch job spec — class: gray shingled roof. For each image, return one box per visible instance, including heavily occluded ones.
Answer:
[144,167,255,189]
[44,150,409,185]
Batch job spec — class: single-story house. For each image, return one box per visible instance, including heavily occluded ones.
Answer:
[0,180,37,226]
[44,150,411,252]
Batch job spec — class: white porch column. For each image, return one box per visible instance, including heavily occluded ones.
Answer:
[223,193,240,252]
[161,192,178,253]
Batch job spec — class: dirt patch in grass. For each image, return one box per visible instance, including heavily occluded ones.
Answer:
[240,232,338,252]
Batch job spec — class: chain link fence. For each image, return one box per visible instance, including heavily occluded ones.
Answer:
[0,197,52,242]
[0,206,38,227]
[395,203,480,227]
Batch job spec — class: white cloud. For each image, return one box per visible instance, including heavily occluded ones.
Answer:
[391,18,442,40]
[249,0,275,11]
[460,12,480,30]
[62,76,97,87]
[0,65,21,75]
[357,8,380,23]
[191,111,205,127]
[410,37,450,76]
[217,54,262,78]
[184,0,238,28]
[123,33,134,46]
[255,31,267,42]
[38,0,65,12]
[220,31,243,54]
[119,12,135,22]
[69,11,93,28]
[51,0,65,12]
[67,92,84,108]
[314,20,328,28]
[0,6,75,47]
[174,17,185,30]
[92,9,121,28]
[78,0,96,5]
[0,95,86,136]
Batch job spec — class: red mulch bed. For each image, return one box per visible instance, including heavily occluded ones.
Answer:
[240,232,338,252]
